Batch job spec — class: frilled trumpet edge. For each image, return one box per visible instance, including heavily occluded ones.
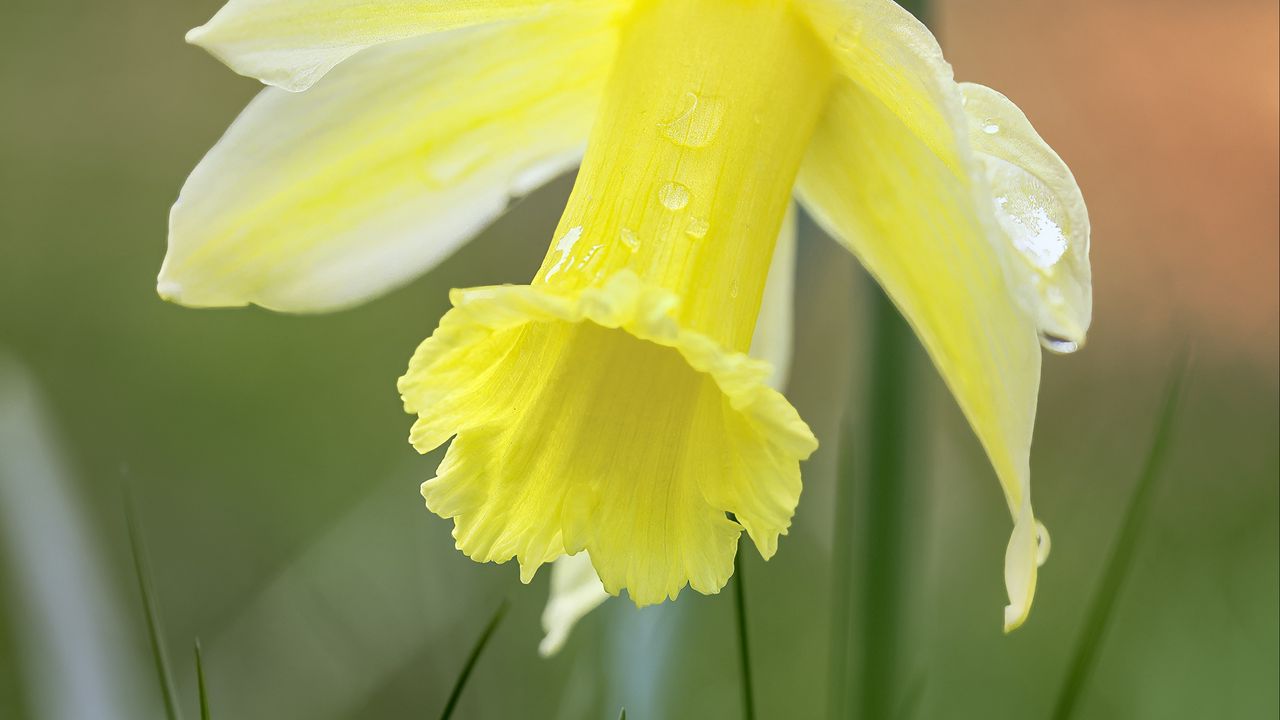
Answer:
[398,270,818,606]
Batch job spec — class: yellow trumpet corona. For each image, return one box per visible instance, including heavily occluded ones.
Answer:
[400,0,826,605]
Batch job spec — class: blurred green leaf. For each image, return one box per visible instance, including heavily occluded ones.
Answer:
[126,491,182,720]
[439,600,507,720]
[1051,352,1190,719]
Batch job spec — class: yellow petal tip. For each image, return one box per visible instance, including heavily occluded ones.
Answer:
[156,279,183,304]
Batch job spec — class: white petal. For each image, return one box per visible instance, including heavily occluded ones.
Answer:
[750,201,798,391]
[161,12,620,312]
[539,552,610,657]
[187,0,614,92]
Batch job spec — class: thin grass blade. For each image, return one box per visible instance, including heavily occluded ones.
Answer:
[1051,352,1190,720]
[618,709,626,720]
[194,639,211,720]
[733,551,756,720]
[438,600,508,720]
[125,490,181,720]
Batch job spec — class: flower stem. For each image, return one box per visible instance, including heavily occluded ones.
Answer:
[733,551,756,720]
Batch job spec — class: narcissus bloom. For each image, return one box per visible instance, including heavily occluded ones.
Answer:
[162,0,1090,632]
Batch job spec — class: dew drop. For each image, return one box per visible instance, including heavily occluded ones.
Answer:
[993,195,1068,270]
[576,243,604,269]
[659,182,690,211]
[983,123,1000,135]
[658,92,724,148]
[729,282,740,299]
[621,228,640,251]
[685,217,710,239]
[543,226,583,282]
[1039,333,1080,354]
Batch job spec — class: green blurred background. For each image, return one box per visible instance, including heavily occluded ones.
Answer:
[1,0,1276,718]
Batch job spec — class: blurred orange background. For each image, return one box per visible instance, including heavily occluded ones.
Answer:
[942,0,1278,371]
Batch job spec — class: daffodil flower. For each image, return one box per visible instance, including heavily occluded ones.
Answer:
[162,0,1090,635]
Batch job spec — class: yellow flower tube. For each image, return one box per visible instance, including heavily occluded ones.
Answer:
[398,0,828,605]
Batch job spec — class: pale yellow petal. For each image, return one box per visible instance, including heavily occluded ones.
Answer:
[795,0,1084,631]
[539,552,609,657]
[187,0,612,91]
[796,0,972,176]
[961,83,1092,348]
[796,80,1044,632]
[160,12,619,312]
[750,201,798,390]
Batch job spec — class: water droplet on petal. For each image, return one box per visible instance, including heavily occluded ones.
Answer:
[1039,333,1080,354]
[685,217,710,239]
[992,195,1068,270]
[983,123,1000,135]
[658,92,724,148]
[543,226,583,282]
[576,243,604,269]
[659,182,690,211]
[621,228,640,251]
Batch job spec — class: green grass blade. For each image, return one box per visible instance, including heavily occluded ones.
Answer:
[733,551,756,720]
[194,639,211,720]
[124,490,182,720]
[1051,352,1190,720]
[618,709,626,720]
[438,600,508,720]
